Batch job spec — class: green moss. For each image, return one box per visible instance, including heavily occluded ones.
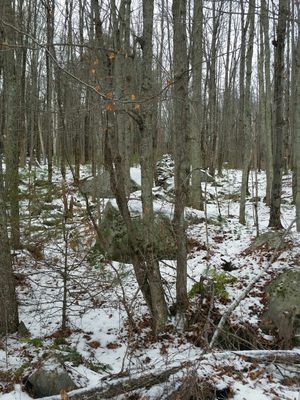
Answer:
[210,269,236,300]
[189,269,236,301]
[85,361,112,373]
[20,337,43,347]
[58,346,83,366]
[53,337,69,347]
[14,362,31,379]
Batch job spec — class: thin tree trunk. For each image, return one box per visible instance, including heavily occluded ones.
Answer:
[261,0,273,205]
[239,0,255,225]
[295,18,300,231]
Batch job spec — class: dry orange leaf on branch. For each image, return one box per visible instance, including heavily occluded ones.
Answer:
[105,103,114,112]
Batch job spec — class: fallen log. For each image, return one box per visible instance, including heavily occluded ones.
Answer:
[35,349,300,400]
[37,365,183,400]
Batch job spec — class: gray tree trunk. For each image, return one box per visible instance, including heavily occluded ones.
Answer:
[190,0,203,210]
[261,0,273,206]
[269,0,288,229]
[1,0,21,249]
[295,18,300,231]
[239,0,255,225]
[140,0,168,332]
[0,12,18,330]
[172,0,189,328]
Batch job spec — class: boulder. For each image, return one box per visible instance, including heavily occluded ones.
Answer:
[81,171,140,198]
[92,202,177,263]
[261,269,300,347]
[249,231,287,250]
[26,356,78,397]
[199,169,215,183]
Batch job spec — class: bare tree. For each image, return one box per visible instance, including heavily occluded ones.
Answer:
[239,0,255,225]
[295,7,300,232]
[1,0,21,249]
[260,0,273,206]
[0,9,18,330]
[173,0,189,328]
[190,0,203,210]
[269,0,288,229]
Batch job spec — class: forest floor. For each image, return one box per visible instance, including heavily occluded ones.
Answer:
[1,160,300,399]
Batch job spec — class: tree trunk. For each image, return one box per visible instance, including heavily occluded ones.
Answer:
[1,0,21,249]
[261,0,273,205]
[0,17,18,329]
[173,0,189,328]
[140,0,168,333]
[295,19,300,231]
[239,0,255,225]
[269,0,288,229]
[190,0,203,210]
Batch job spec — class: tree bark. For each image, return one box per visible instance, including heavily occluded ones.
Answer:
[295,17,300,231]
[0,11,18,331]
[140,0,168,332]
[1,0,21,249]
[269,0,288,229]
[172,0,189,328]
[239,0,255,225]
[190,0,203,210]
[261,0,273,206]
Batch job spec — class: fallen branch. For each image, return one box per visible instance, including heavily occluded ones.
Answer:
[37,365,183,400]
[35,349,300,400]
[230,349,300,364]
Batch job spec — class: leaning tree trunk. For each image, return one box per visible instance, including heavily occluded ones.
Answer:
[269,0,288,229]
[173,0,189,329]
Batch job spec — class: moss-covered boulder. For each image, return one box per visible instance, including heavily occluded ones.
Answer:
[92,202,177,263]
[81,171,140,198]
[261,270,300,347]
[249,231,287,250]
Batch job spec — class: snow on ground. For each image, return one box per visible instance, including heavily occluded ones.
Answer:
[1,163,300,399]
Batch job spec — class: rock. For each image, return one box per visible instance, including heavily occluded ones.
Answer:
[262,269,300,347]
[26,355,78,397]
[155,154,175,196]
[249,231,286,250]
[18,321,30,337]
[81,171,140,198]
[199,169,215,183]
[92,202,177,263]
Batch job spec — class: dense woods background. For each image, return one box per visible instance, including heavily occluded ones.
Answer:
[1,0,300,336]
